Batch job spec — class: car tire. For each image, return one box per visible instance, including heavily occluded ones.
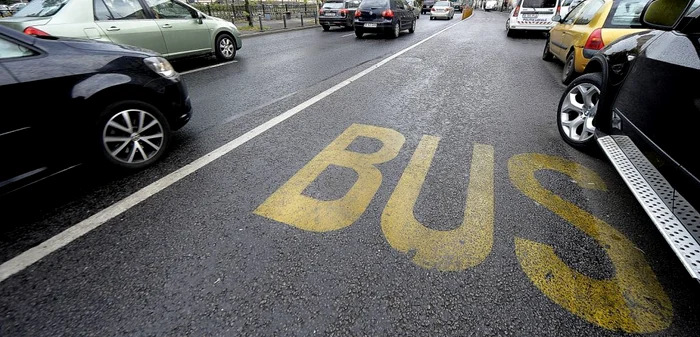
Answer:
[355,29,364,38]
[392,21,400,38]
[322,24,330,31]
[562,50,577,84]
[215,33,236,61]
[430,16,434,20]
[557,72,603,150]
[506,20,515,37]
[97,100,171,170]
[409,18,416,33]
[542,38,554,61]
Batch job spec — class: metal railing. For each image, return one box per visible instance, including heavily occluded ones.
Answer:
[190,2,322,23]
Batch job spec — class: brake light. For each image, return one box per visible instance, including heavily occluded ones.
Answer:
[513,5,520,17]
[556,6,561,14]
[431,7,436,11]
[319,9,325,15]
[23,26,50,36]
[584,28,605,50]
[382,9,394,18]
[355,10,361,17]
[339,9,348,16]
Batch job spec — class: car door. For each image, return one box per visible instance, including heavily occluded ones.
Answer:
[93,0,168,55]
[550,0,589,60]
[611,2,700,206]
[397,0,411,28]
[0,34,52,189]
[143,0,211,58]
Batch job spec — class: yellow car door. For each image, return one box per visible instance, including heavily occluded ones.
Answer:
[549,0,588,61]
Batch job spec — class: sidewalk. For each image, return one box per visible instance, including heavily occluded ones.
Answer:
[236,18,320,37]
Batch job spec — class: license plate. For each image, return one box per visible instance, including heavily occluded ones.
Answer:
[523,14,538,18]
[325,13,335,16]
[364,23,377,28]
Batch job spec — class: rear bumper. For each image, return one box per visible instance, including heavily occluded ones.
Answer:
[431,12,452,18]
[508,23,554,31]
[354,19,394,30]
[320,17,352,26]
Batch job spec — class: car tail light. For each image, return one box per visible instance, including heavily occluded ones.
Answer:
[556,6,561,14]
[319,9,325,15]
[431,7,436,11]
[382,9,394,18]
[23,26,50,36]
[355,10,361,17]
[513,5,520,17]
[584,28,605,50]
[339,9,348,16]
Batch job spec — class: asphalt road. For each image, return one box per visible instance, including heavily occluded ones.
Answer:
[2,10,699,336]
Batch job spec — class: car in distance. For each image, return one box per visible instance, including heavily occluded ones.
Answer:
[485,0,499,11]
[556,0,700,281]
[320,0,362,30]
[422,0,436,13]
[0,24,191,195]
[354,0,417,38]
[0,0,242,62]
[430,0,455,19]
[407,0,423,18]
[544,0,650,84]
[507,0,560,36]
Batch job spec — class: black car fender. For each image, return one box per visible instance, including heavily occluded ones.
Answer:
[585,30,664,132]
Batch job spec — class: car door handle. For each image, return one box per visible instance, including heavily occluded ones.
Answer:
[162,24,173,28]
[105,26,120,31]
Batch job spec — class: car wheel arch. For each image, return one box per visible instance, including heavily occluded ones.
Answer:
[82,84,172,128]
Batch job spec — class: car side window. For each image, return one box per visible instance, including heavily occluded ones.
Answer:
[0,37,35,60]
[574,0,604,24]
[563,0,587,23]
[103,0,148,20]
[94,0,113,20]
[145,0,195,19]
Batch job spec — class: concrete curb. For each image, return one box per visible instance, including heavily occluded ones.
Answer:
[240,24,320,39]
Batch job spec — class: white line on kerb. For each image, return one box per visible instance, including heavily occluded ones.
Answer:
[0,17,470,283]
[180,60,238,75]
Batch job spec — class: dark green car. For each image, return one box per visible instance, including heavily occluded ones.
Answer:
[0,0,242,61]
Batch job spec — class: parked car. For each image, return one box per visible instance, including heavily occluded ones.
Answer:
[452,1,464,12]
[320,0,362,30]
[422,0,436,13]
[354,0,417,38]
[559,0,585,17]
[0,0,242,62]
[0,24,191,195]
[484,0,499,11]
[407,0,423,18]
[556,0,700,280]
[544,0,650,84]
[430,0,455,19]
[506,0,560,36]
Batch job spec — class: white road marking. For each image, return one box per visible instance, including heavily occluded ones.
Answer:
[341,33,354,37]
[179,60,238,75]
[0,16,471,283]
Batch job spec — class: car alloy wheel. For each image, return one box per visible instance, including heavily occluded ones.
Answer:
[215,34,236,61]
[100,102,171,169]
[557,73,602,149]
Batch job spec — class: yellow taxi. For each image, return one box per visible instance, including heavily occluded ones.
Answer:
[543,0,650,84]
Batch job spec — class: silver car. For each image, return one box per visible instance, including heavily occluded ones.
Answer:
[430,0,454,19]
[0,0,242,61]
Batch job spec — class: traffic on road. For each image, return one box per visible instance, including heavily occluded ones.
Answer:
[0,0,699,335]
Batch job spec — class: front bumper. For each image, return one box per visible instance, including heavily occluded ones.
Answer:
[144,76,192,131]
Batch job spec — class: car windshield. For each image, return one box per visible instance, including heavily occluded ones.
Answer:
[435,1,451,5]
[521,0,558,8]
[12,0,70,17]
[322,1,344,8]
[358,0,389,8]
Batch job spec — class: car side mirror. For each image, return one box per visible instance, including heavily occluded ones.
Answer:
[640,0,691,30]
[551,14,561,22]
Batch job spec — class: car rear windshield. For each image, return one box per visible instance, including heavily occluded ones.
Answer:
[605,0,646,27]
[323,1,345,8]
[12,0,70,17]
[435,1,451,6]
[521,0,558,8]
[359,0,389,8]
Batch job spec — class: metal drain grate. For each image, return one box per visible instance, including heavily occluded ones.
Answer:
[599,135,700,280]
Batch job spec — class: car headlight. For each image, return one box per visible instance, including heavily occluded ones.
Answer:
[144,56,177,78]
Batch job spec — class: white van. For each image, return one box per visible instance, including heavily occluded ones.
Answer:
[506,0,560,36]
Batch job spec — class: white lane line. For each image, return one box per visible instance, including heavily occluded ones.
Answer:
[180,60,238,75]
[341,33,354,37]
[0,16,470,283]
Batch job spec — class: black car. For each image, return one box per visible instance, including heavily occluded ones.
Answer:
[557,0,700,280]
[0,25,192,195]
[422,0,436,14]
[320,0,362,30]
[354,0,417,38]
